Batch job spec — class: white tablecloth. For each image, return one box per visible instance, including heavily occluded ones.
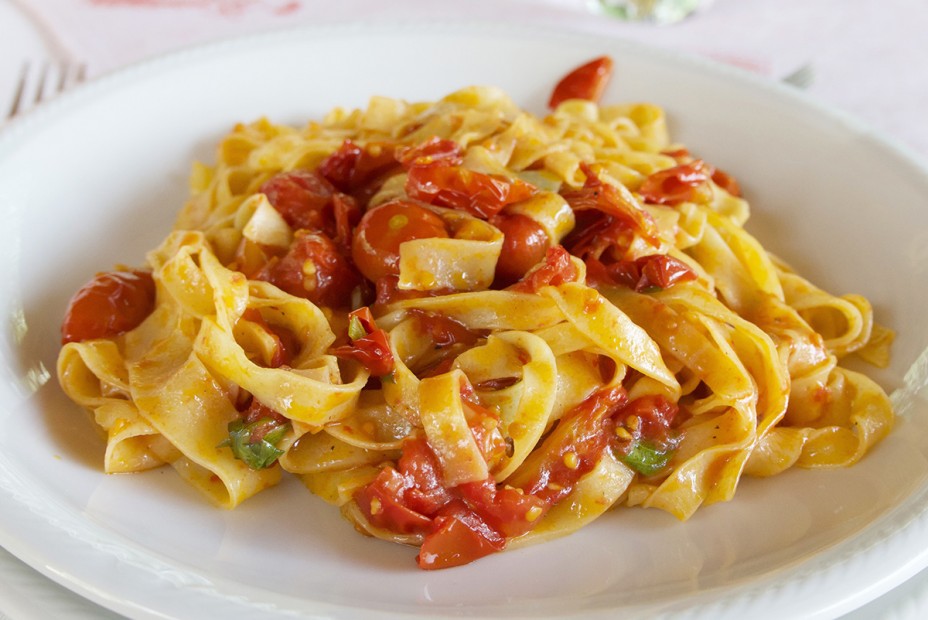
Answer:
[1,0,927,617]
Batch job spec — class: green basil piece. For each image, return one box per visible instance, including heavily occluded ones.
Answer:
[621,440,672,476]
[221,418,289,470]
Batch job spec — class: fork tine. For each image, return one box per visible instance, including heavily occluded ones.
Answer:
[33,62,50,106]
[7,62,31,119]
[6,60,89,121]
[56,61,69,93]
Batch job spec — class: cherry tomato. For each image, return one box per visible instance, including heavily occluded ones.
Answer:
[255,231,360,308]
[239,308,300,368]
[615,394,679,445]
[395,137,464,168]
[406,166,537,220]
[637,160,713,206]
[490,213,550,286]
[259,169,336,233]
[61,270,155,344]
[407,309,481,348]
[351,199,450,283]
[589,254,698,292]
[517,385,628,505]
[459,391,509,470]
[562,210,636,262]
[548,56,614,109]
[662,147,692,162]
[332,193,362,250]
[355,466,433,535]
[561,163,659,246]
[509,246,580,293]
[398,437,454,515]
[331,306,395,376]
[710,167,742,197]
[416,502,505,570]
[372,274,433,308]
[637,255,697,290]
[316,140,400,199]
[457,479,547,538]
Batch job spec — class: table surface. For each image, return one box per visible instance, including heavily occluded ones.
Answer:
[1,0,927,617]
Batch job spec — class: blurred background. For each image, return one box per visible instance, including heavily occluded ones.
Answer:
[3,0,927,155]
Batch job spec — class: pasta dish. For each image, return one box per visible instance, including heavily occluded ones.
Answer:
[57,57,895,569]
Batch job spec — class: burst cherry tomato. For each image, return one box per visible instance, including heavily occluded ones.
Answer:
[395,137,464,168]
[332,306,395,376]
[316,140,401,201]
[259,169,336,233]
[351,199,450,283]
[398,437,454,515]
[355,466,433,535]
[710,167,742,197]
[239,308,300,368]
[61,270,156,344]
[518,385,628,504]
[405,166,537,220]
[549,56,614,109]
[490,213,550,286]
[416,502,505,570]
[256,231,360,308]
[587,254,698,292]
[561,163,659,246]
[637,160,713,206]
[509,246,580,293]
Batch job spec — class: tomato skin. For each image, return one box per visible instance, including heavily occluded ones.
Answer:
[259,169,337,233]
[457,479,548,538]
[549,56,614,109]
[395,137,464,169]
[416,500,506,570]
[239,308,299,368]
[398,437,454,515]
[562,210,636,263]
[587,254,698,292]
[561,163,659,247]
[405,166,536,220]
[255,230,360,308]
[317,140,399,194]
[331,193,362,251]
[616,394,679,445]
[61,270,156,344]
[517,385,628,504]
[491,213,550,286]
[408,309,481,349]
[637,160,713,206]
[331,306,395,377]
[351,199,450,283]
[355,466,433,535]
[710,167,742,197]
[509,245,580,293]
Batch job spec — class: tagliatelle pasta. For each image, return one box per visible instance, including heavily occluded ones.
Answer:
[57,57,894,569]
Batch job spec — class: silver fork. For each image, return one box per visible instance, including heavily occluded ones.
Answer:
[6,60,87,120]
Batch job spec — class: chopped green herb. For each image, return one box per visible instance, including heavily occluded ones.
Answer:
[620,440,672,476]
[220,418,290,470]
[348,315,367,341]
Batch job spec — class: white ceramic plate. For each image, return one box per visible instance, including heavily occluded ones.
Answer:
[1,22,927,620]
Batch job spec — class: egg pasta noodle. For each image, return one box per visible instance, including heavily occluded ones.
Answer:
[57,63,894,568]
